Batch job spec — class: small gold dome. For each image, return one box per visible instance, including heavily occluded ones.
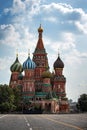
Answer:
[42,70,52,78]
[38,24,43,32]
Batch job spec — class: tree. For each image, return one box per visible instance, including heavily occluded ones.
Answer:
[0,84,16,113]
[77,94,87,112]
[13,85,22,111]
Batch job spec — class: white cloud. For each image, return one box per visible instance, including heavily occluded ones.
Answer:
[0,57,12,70]
[75,21,87,34]
[42,2,87,34]
[42,3,72,13]
[3,1,87,35]
[42,2,83,14]
[43,16,57,23]
[65,50,81,66]
[0,23,37,52]
[0,24,21,47]
[49,32,76,52]
[4,0,26,15]
[64,50,87,101]
[4,0,41,16]
[0,56,16,84]
[62,32,76,50]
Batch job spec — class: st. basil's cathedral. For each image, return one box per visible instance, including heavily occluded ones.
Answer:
[9,25,69,113]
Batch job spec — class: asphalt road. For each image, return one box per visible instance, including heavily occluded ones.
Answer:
[0,113,87,130]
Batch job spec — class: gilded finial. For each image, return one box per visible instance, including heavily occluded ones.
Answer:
[40,23,41,28]
[38,24,43,32]
[58,48,60,57]
[28,49,30,57]
[16,49,18,58]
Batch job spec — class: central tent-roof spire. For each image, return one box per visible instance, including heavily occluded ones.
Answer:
[35,24,44,51]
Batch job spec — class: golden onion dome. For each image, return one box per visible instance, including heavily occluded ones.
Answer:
[42,70,52,78]
[38,24,43,32]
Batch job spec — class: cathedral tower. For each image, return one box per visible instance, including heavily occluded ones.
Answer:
[53,53,69,112]
[22,51,36,100]
[33,25,49,92]
[53,53,66,98]
[42,70,52,93]
[9,53,23,88]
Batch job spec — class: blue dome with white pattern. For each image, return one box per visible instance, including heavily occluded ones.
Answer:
[23,56,36,70]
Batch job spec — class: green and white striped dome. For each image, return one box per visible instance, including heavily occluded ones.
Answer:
[10,55,23,73]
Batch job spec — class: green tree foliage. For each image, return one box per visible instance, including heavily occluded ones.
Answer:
[77,94,87,112]
[0,84,16,113]
[13,85,22,111]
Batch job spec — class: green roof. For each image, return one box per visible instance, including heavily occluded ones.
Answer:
[35,95,46,97]
[35,92,47,97]
[43,83,51,87]
[35,92,47,94]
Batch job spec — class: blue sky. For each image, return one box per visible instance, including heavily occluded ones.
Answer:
[0,0,87,101]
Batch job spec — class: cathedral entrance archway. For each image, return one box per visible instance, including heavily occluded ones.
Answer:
[45,103,51,112]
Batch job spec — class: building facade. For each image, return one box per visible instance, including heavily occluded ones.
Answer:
[9,25,69,113]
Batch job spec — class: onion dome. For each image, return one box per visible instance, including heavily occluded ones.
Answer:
[42,70,52,78]
[10,54,23,73]
[54,53,64,69]
[38,24,43,32]
[23,51,36,70]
